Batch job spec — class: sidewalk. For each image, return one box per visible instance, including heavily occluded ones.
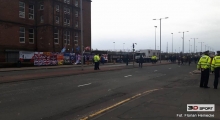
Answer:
[0,61,171,84]
[0,61,170,72]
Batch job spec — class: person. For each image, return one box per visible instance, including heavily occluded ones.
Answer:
[86,55,90,65]
[188,55,191,66]
[101,55,105,65]
[211,51,220,89]
[197,51,211,88]
[93,53,100,70]
[139,55,143,68]
[154,55,157,64]
[97,54,101,69]
[151,56,155,64]
[125,54,129,66]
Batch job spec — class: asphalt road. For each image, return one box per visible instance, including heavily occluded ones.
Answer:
[0,64,219,120]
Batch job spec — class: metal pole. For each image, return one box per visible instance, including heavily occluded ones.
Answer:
[155,26,157,50]
[160,19,161,63]
[194,39,195,53]
[189,40,190,53]
[133,43,134,67]
[80,0,84,70]
[172,33,173,53]
[183,32,184,53]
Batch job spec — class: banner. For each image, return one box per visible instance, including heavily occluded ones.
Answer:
[19,51,35,62]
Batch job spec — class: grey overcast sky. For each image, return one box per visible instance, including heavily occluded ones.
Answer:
[91,0,220,53]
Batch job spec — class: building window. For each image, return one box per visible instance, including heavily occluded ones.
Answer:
[67,19,70,26]
[40,16,44,23]
[54,29,59,44]
[19,27,25,43]
[67,0,70,4]
[40,4,44,10]
[75,0,78,7]
[64,18,67,25]
[56,5,59,12]
[56,16,59,24]
[64,31,70,45]
[64,7,66,14]
[29,5,34,19]
[19,1,25,18]
[75,11,78,17]
[29,29,34,44]
[67,31,70,45]
[66,8,70,14]
[74,32,78,46]
[75,21,78,28]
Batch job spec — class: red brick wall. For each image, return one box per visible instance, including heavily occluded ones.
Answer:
[0,0,91,57]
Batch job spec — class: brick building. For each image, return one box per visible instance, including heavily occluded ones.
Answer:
[0,0,91,62]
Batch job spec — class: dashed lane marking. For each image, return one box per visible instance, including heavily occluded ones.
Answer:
[79,88,162,120]
[78,83,91,87]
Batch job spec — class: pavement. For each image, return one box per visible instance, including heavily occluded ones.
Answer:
[0,61,171,84]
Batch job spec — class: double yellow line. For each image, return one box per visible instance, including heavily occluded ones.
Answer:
[80,88,162,120]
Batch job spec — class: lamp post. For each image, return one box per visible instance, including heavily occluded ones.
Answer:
[198,42,204,52]
[123,43,125,51]
[171,33,173,53]
[132,43,137,67]
[113,42,115,51]
[154,26,157,50]
[178,31,189,53]
[191,38,198,53]
[80,0,84,70]
[190,45,192,53]
[189,40,190,53]
[153,17,169,63]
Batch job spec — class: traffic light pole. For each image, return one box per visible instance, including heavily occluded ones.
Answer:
[133,43,134,67]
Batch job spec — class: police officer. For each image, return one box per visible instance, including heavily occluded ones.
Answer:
[93,53,100,70]
[211,51,220,89]
[197,51,211,88]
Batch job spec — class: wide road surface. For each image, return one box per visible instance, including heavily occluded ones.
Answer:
[0,64,219,120]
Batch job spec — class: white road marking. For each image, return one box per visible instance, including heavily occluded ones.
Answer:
[124,76,128,77]
[78,83,91,87]
[154,70,158,72]
[127,75,132,76]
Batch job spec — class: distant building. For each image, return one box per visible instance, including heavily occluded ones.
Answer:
[0,0,91,62]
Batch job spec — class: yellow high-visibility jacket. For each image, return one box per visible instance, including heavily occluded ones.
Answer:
[93,55,100,62]
[211,56,220,71]
[197,55,211,69]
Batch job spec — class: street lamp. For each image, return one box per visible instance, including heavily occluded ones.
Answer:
[123,43,125,51]
[113,42,115,51]
[154,26,157,50]
[198,42,204,52]
[153,17,169,63]
[178,31,189,53]
[189,40,190,53]
[171,33,173,53]
[190,45,192,53]
[191,38,198,53]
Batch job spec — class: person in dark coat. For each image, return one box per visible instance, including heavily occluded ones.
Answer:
[139,55,143,68]
[125,54,129,66]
